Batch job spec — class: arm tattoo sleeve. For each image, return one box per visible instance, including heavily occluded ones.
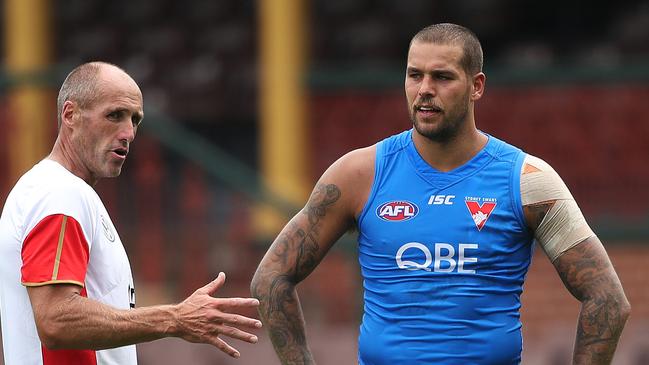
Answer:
[522,155,629,364]
[251,183,342,364]
[553,240,630,364]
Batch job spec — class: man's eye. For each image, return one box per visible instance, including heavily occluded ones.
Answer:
[107,111,121,119]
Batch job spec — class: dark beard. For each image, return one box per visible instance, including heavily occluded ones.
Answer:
[410,104,468,143]
[409,93,470,143]
[412,115,461,143]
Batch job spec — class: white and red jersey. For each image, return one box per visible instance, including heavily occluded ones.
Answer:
[0,159,137,365]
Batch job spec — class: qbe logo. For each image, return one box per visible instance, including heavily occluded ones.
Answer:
[376,201,419,221]
[395,242,479,273]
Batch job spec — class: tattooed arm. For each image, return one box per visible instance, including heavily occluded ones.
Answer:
[554,236,630,364]
[251,147,375,364]
[522,155,630,365]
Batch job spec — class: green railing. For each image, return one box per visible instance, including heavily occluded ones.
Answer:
[308,60,649,89]
[141,109,300,218]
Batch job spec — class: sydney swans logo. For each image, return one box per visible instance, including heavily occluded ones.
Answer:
[464,197,496,231]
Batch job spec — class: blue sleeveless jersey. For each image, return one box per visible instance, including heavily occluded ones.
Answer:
[357,130,533,364]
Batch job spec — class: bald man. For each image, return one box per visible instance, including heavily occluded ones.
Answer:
[0,62,261,365]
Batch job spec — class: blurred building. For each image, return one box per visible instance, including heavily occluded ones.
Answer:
[1,0,648,364]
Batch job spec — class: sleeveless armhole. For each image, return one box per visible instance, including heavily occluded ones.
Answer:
[510,151,528,231]
[356,142,384,229]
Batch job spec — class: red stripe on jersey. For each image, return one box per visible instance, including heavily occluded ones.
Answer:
[42,287,97,364]
[41,348,97,365]
[22,214,90,286]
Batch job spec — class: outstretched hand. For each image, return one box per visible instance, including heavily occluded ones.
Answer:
[174,272,262,358]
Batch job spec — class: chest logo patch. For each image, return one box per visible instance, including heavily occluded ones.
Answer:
[465,200,496,231]
[377,201,419,221]
[100,215,116,242]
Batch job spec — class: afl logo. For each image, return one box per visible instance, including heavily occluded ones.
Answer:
[376,201,419,221]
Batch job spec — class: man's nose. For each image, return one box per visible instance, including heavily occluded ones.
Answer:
[119,121,136,143]
[418,75,436,97]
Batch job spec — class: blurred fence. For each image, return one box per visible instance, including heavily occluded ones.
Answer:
[309,85,649,234]
[0,69,648,364]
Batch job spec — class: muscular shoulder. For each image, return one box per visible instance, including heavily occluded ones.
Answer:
[329,145,376,182]
[319,145,376,218]
[520,154,573,210]
[520,154,594,261]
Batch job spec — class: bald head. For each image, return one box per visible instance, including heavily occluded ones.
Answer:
[56,62,139,129]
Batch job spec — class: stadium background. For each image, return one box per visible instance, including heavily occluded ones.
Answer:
[1,0,648,363]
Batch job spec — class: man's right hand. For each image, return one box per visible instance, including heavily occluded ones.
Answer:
[173,272,262,358]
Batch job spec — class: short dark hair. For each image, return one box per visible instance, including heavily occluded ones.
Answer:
[409,23,483,75]
[56,61,121,129]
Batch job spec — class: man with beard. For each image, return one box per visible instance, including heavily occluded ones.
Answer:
[251,23,630,364]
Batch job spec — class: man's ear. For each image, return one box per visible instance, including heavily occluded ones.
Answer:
[471,72,486,101]
[60,100,78,128]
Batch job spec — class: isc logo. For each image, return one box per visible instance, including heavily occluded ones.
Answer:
[428,195,455,205]
[376,201,419,221]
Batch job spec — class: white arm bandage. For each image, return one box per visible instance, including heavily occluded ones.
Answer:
[521,155,595,262]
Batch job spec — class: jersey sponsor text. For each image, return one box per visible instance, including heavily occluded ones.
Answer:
[395,242,479,273]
